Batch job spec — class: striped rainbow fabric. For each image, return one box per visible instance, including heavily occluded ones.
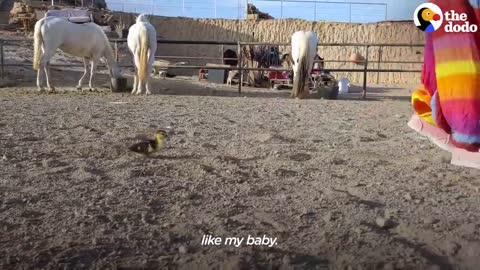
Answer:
[413,0,480,152]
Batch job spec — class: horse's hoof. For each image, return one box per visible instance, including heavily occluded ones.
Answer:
[76,86,82,90]
[48,87,56,93]
[146,91,152,95]
[89,88,96,92]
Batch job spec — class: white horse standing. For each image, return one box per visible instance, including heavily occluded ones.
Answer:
[33,16,121,92]
[291,30,318,99]
[127,14,157,95]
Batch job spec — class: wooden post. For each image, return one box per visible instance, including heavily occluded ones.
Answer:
[237,41,243,94]
[362,45,369,99]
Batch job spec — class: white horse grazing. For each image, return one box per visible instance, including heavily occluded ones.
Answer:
[127,14,157,95]
[291,30,318,99]
[33,16,121,92]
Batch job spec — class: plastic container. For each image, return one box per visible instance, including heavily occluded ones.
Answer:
[338,78,350,93]
[110,77,128,92]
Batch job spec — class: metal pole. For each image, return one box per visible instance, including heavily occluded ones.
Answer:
[0,40,4,79]
[281,0,283,19]
[221,45,224,64]
[237,41,243,94]
[349,3,352,22]
[237,0,240,19]
[362,45,369,99]
[115,41,119,62]
[376,46,382,84]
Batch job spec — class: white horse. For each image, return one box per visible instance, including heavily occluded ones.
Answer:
[33,16,121,92]
[291,30,318,99]
[127,14,157,95]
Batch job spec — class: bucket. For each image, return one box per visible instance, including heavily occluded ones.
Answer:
[317,85,339,100]
[338,78,349,93]
[110,77,128,93]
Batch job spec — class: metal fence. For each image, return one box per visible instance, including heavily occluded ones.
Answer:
[249,0,388,22]
[104,0,387,22]
[106,0,248,20]
[0,38,423,98]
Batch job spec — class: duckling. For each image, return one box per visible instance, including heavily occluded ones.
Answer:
[128,130,168,155]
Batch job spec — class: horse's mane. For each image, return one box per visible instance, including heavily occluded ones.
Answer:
[89,23,116,60]
[137,14,150,23]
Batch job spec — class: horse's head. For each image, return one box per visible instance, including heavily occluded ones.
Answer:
[106,59,121,79]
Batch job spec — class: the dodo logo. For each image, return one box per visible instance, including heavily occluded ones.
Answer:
[414,3,443,32]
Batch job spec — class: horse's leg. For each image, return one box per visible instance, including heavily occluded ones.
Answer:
[145,65,153,95]
[44,61,55,92]
[132,53,140,94]
[36,67,45,92]
[88,58,98,91]
[132,71,138,94]
[37,49,54,92]
[77,57,89,91]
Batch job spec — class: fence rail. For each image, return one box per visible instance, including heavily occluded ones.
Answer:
[0,38,424,98]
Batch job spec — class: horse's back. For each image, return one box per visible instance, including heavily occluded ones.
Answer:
[128,21,157,51]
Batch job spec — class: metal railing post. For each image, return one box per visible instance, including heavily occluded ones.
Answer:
[114,41,119,63]
[362,45,369,99]
[237,41,243,94]
[376,46,382,84]
[0,39,4,79]
[221,44,224,64]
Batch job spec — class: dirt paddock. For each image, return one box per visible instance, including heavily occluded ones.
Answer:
[1,37,480,270]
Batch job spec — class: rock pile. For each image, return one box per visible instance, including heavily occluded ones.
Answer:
[247,3,274,20]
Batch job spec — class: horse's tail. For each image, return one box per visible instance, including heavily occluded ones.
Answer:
[292,52,308,98]
[138,25,149,81]
[33,18,45,71]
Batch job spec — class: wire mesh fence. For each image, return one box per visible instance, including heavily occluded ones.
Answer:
[250,0,387,22]
[104,0,387,22]
[106,0,248,19]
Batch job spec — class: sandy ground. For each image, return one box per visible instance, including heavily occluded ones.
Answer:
[1,32,480,270]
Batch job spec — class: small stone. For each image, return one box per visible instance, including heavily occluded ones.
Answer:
[354,227,364,235]
[28,149,33,154]
[2,155,6,161]
[178,245,187,254]
[383,263,395,270]
[466,182,480,192]
[384,208,398,219]
[323,212,336,222]
[376,216,395,229]
[423,217,439,225]
[446,242,461,256]
[404,193,413,201]
[188,131,199,137]
[75,107,80,111]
